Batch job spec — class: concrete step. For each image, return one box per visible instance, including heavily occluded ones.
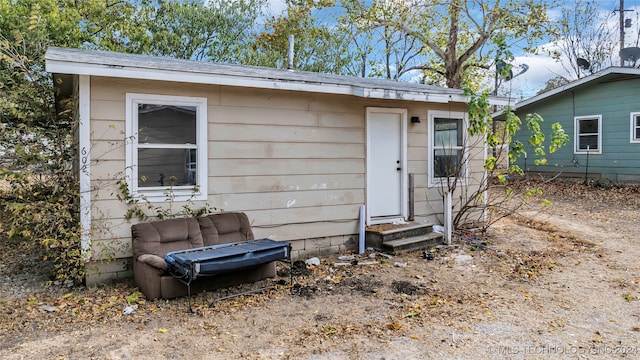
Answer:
[380,232,444,255]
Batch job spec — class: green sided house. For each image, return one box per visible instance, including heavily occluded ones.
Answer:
[512,67,640,182]
[45,47,510,285]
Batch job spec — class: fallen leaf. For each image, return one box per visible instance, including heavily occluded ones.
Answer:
[386,322,402,330]
[156,328,168,333]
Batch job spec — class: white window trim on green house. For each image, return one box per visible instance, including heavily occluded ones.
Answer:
[427,110,468,187]
[630,112,640,143]
[125,93,208,202]
[574,115,602,155]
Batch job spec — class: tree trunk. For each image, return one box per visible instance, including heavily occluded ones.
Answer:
[444,0,463,89]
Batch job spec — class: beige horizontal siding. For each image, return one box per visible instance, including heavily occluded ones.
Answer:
[91,77,222,103]
[210,174,364,194]
[212,106,318,126]
[216,189,364,211]
[89,140,125,161]
[209,123,364,143]
[91,99,124,121]
[252,221,359,242]
[308,96,366,113]
[91,159,126,180]
[86,76,483,271]
[210,142,364,159]
[221,88,308,110]
[318,112,364,128]
[210,158,364,177]
[407,132,428,146]
[407,159,428,174]
[408,146,428,161]
[91,120,126,141]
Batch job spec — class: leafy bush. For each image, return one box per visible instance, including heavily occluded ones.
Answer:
[116,177,217,222]
[1,126,84,285]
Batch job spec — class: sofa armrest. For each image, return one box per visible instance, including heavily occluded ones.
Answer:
[137,254,168,271]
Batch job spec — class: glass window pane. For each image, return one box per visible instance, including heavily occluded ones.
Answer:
[434,118,462,147]
[138,148,197,187]
[636,127,640,140]
[579,135,598,150]
[138,104,196,144]
[579,119,598,134]
[434,149,462,177]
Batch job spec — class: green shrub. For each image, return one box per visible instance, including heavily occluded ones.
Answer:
[1,169,84,284]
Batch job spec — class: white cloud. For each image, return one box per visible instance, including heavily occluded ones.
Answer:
[504,53,570,100]
[266,0,287,15]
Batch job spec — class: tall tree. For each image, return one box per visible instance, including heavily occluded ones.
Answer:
[244,1,354,73]
[537,75,570,95]
[339,1,425,80]
[339,0,555,89]
[0,0,271,283]
[93,0,268,62]
[551,0,618,79]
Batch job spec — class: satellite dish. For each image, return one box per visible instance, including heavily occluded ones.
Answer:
[577,58,590,71]
[514,64,529,78]
[619,47,640,63]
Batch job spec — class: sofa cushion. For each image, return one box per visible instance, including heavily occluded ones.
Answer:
[198,212,254,246]
[132,217,204,258]
[137,254,168,271]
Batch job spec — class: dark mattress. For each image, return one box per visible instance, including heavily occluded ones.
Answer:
[164,239,290,282]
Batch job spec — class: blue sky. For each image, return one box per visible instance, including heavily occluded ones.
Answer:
[265,0,640,99]
[506,0,640,99]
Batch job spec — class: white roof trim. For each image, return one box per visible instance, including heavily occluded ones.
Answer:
[46,47,512,106]
[516,66,640,109]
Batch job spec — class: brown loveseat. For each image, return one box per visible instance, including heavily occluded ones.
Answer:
[131,212,276,300]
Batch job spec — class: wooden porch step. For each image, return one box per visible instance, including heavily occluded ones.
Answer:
[380,232,444,255]
[365,222,444,255]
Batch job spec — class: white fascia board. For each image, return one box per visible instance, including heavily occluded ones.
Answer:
[363,89,463,103]
[47,59,474,104]
[47,60,358,96]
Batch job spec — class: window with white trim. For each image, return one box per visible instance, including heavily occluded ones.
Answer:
[428,111,467,186]
[574,115,601,154]
[126,93,207,202]
[630,112,640,143]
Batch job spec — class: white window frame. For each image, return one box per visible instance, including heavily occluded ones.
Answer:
[428,110,468,187]
[126,93,208,202]
[574,115,602,154]
[630,112,640,143]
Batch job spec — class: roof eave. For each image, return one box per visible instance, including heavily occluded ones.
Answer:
[515,66,640,109]
[46,48,510,106]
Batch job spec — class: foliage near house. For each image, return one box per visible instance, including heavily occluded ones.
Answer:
[1,0,567,285]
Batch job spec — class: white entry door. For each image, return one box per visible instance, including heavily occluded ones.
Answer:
[366,108,407,225]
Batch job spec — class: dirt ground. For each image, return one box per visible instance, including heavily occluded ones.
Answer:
[1,179,640,359]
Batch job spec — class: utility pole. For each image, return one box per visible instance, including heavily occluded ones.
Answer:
[615,0,634,65]
[620,0,625,66]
